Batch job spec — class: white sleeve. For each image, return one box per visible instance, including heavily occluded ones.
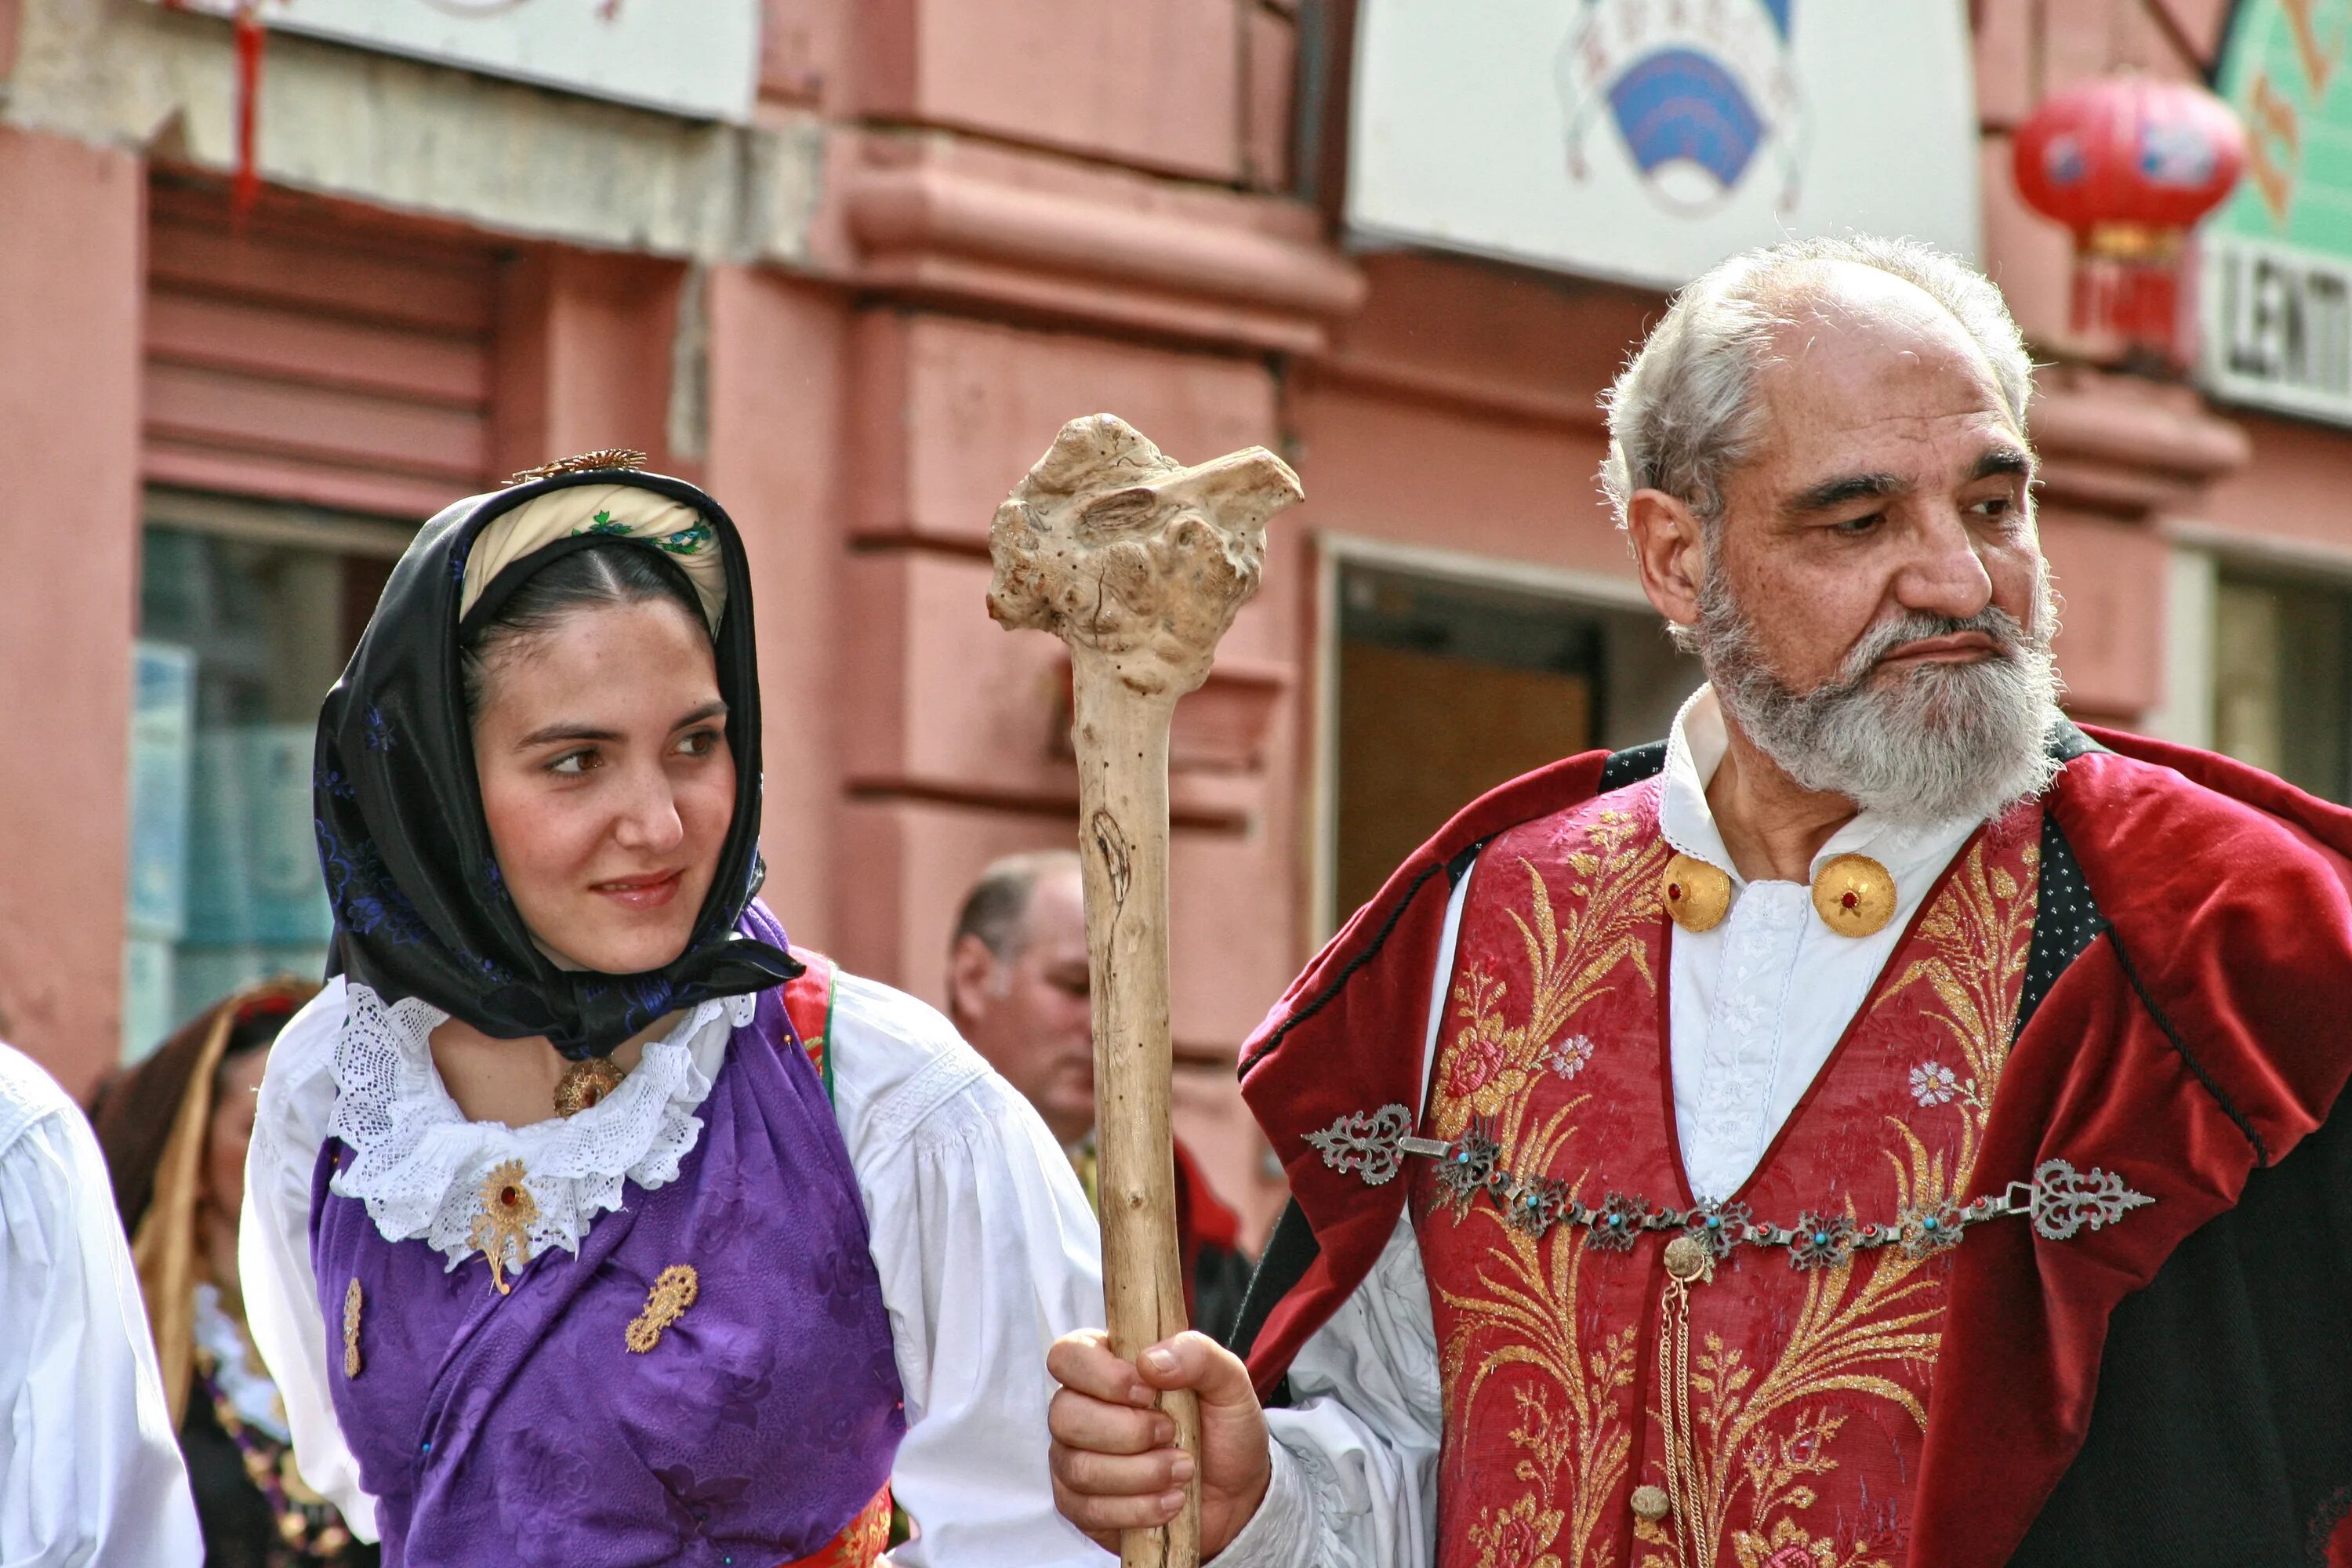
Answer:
[1211,1215,1441,1568]
[828,975,1112,1567]
[0,1091,202,1567]
[1214,851,1469,1566]
[238,977,379,1541]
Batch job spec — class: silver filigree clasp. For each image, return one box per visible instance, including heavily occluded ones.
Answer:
[1303,1103,1450,1186]
[1998,1158,2154,1241]
[1305,1104,1410,1185]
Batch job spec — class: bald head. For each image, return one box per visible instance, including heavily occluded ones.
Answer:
[948,851,1096,1145]
[1600,236,2033,539]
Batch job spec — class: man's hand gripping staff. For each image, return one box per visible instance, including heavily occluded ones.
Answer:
[987,414,1302,1568]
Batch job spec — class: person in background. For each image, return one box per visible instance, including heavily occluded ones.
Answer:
[89,979,376,1568]
[0,1035,201,1566]
[949,850,1254,1344]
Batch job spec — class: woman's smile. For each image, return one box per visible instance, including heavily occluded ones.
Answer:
[590,867,685,910]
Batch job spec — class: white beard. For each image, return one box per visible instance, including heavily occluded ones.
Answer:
[1697,564,2065,826]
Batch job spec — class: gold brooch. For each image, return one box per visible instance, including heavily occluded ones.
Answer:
[506,448,647,485]
[626,1264,700,1353]
[342,1279,364,1379]
[1661,852,1732,933]
[554,1056,626,1119]
[467,1160,537,1296]
[1811,852,1897,937]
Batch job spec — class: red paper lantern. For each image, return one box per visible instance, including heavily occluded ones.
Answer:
[2012,74,2247,366]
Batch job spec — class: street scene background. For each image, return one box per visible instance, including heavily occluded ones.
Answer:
[1,0,2339,1245]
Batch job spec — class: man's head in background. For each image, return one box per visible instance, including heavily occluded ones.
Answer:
[948,849,1095,1146]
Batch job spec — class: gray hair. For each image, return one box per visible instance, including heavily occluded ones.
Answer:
[1599,235,2034,535]
[951,849,1082,963]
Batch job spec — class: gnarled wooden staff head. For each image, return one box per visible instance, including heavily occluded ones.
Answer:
[987,413,1302,700]
[987,413,1302,1568]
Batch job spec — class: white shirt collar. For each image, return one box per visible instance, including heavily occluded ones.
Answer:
[1660,684,1983,888]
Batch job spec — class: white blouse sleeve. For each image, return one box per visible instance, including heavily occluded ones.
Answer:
[238,977,379,1541]
[826,975,1112,1567]
[1214,850,1468,1566]
[0,1047,203,1567]
[1212,1214,1442,1568]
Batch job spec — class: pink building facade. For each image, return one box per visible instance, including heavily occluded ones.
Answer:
[0,0,2335,1242]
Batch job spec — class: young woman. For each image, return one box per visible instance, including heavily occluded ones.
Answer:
[239,459,1105,1566]
[93,980,376,1568]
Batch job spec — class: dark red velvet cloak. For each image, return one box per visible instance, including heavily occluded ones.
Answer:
[1235,728,2352,1566]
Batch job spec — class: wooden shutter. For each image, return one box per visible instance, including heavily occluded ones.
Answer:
[143,180,503,518]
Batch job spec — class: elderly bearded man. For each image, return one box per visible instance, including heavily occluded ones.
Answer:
[1044,235,2352,1568]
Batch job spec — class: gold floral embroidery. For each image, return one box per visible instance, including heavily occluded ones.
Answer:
[1435,1131,1640,1568]
[467,1160,536,1296]
[1431,808,1667,1143]
[1435,815,2042,1568]
[341,1279,364,1379]
[626,1264,700,1353]
[1730,1513,1886,1568]
[1468,1489,1566,1568]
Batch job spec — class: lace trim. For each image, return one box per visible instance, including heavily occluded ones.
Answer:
[327,982,757,1271]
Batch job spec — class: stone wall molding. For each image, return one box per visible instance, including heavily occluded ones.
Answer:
[2028,366,2253,518]
[834,135,1364,352]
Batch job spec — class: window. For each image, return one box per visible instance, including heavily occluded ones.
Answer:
[2212,571,2352,803]
[1323,555,1697,930]
[122,494,407,1061]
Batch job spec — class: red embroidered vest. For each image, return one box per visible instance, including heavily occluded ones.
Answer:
[776,949,898,1568]
[1412,783,2040,1568]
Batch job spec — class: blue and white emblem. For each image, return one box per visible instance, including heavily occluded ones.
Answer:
[1556,0,1806,214]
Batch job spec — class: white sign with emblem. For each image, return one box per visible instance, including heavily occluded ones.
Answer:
[152,0,760,123]
[1347,0,1980,289]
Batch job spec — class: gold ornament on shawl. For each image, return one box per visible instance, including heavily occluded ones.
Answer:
[506,448,647,485]
[342,1279,364,1379]
[554,1057,627,1119]
[468,1160,537,1295]
[625,1264,700,1353]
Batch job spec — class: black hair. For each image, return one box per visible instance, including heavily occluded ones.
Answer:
[459,539,709,717]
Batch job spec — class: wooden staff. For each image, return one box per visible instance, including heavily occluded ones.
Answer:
[988,414,1303,1568]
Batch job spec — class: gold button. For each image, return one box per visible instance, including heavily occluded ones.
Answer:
[1661,853,1732,933]
[1630,1483,1671,1523]
[1811,852,1896,938]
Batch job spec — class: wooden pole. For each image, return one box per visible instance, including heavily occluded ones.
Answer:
[987,415,1303,1568]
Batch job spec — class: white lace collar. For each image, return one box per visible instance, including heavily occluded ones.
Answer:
[326,983,757,1272]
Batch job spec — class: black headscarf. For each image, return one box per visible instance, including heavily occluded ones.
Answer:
[312,467,799,1060]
